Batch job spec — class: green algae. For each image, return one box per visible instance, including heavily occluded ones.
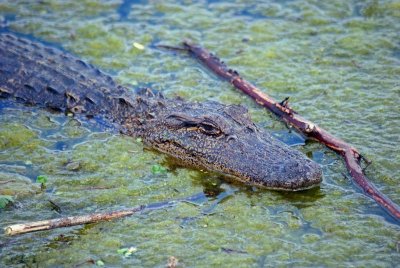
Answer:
[0,123,37,150]
[1,0,400,267]
[0,172,39,198]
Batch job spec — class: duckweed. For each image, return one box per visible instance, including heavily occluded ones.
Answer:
[0,0,399,267]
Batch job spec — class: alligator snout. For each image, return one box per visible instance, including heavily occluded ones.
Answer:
[215,131,323,191]
[251,155,323,191]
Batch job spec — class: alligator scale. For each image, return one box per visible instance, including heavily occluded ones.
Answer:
[0,33,322,191]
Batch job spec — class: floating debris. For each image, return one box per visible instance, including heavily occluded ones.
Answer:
[132,42,145,50]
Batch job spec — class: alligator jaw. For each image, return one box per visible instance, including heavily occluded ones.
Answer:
[199,141,323,192]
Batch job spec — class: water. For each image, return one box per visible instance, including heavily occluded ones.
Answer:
[0,0,399,266]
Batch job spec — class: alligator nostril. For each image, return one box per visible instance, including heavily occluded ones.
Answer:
[226,134,237,142]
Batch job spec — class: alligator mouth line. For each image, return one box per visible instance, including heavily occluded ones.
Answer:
[216,172,322,192]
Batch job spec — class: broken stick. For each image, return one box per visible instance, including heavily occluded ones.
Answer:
[182,40,400,222]
[4,205,145,236]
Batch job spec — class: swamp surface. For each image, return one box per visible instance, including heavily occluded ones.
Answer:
[0,0,399,267]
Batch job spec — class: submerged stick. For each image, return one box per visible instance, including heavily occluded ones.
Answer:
[182,41,400,222]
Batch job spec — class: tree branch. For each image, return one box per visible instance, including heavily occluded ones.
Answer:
[182,40,400,222]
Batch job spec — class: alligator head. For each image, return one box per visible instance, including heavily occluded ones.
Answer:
[134,95,323,191]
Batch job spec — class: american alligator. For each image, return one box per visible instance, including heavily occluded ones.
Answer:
[0,33,322,191]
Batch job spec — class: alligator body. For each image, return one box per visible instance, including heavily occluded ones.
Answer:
[0,33,322,191]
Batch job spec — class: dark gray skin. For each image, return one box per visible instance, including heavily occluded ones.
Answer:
[0,33,322,191]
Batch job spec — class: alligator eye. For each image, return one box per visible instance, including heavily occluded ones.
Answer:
[166,113,223,136]
[199,122,222,136]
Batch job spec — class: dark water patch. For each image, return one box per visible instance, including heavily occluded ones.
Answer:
[117,0,147,21]
[312,150,337,166]
[0,161,39,182]
[0,14,15,29]
[392,49,400,59]
[180,192,208,205]
[0,99,18,111]
[234,6,268,21]
[272,130,306,146]
[352,2,363,17]
[53,140,69,151]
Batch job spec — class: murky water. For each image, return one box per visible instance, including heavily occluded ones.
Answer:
[0,0,399,267]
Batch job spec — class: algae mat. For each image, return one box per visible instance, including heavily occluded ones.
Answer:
[0,0,399,267]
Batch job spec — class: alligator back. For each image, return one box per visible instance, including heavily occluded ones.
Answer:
[0,33,136,126]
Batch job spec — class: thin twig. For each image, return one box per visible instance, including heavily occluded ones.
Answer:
[4,205,145,236]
